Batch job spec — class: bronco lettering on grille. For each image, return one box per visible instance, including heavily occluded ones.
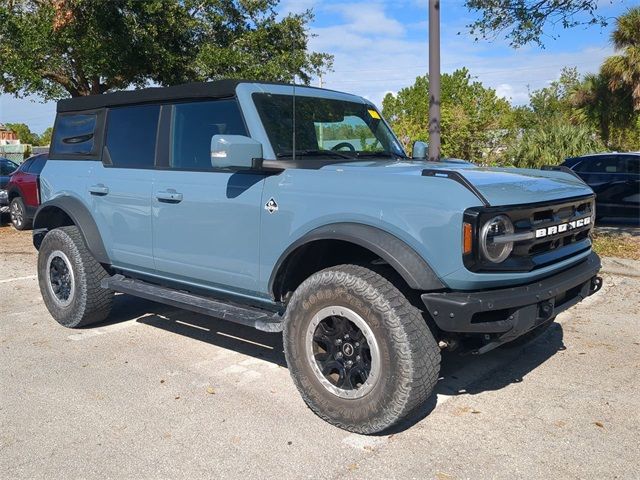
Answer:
[535,216,591,239]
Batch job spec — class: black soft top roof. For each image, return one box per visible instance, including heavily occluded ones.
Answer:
[56,79,292,113]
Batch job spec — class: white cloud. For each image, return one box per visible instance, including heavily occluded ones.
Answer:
[311,3,613,108]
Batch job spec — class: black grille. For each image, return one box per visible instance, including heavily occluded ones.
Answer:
[464,195,595,272]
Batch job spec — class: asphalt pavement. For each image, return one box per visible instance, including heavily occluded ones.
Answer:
[1,227,639,479]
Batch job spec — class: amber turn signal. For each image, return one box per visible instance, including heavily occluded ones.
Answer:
[463,222,473,255]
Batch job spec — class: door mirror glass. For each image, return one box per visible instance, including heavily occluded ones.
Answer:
[412,141,428,159]
[210,135,263,169]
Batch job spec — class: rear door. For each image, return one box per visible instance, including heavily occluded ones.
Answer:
[152,99,265,295]
[574,155,631,218]
[90,104,159,272]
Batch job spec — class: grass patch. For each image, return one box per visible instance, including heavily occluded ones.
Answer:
[592,231,640,260]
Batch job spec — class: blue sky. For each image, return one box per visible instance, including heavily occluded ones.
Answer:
[0,0,632,134]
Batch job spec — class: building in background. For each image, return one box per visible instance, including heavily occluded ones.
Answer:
[0,123,20,146]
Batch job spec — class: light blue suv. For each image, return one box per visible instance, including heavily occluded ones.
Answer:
[33,80,602,433]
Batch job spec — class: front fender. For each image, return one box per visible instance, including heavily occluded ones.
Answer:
[269,222,445,294]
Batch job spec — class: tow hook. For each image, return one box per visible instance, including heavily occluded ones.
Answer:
[438,338,460,351]
[590,276,603,294]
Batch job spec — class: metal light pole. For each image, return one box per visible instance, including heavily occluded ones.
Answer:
[428,0,441,161]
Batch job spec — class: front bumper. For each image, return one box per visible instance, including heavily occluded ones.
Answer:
[422,252,602,353]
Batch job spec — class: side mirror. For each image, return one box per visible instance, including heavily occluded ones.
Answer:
[412,141,428,159]
[211,135,263,169]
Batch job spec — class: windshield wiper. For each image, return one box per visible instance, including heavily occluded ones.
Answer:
[277,149,354,160]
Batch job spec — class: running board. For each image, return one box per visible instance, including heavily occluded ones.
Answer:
[101,274,283,332]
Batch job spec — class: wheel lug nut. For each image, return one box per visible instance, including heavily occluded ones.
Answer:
[346,360,353,367]
[356,355,360,361]
[336,352,342,358]
[344,334,349,340]
[336,339,342,345]
[355,342,360,347]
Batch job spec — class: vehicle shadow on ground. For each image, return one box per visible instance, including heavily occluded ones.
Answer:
[98,294,566,432]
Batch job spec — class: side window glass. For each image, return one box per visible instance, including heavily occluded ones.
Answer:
[52,114,96,155]
[19,159,33,172]
[624,157,639,174]
[27,156,47,174]
[171,100,247,170]
[106,105,160,168]
[0,163,13,175]
[579,156,621,173]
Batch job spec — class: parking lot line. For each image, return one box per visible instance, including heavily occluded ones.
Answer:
[0,275,37,284]
[67,319,140,340]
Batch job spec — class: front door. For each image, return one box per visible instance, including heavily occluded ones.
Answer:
[152,99,265,296]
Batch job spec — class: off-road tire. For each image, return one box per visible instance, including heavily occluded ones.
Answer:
[38,226,113,328]
[283,264,440,434]
[10,197,31,230]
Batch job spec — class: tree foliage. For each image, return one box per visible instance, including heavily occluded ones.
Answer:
[5,122,40,145]
[464,0,609,47]
[601,6,640,110]
[507,119,605,168]
[0,0,332,100]
[382,69,512,163]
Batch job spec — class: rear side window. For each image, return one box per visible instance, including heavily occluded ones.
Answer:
[623,156,639,174]
[105,105,160,168]
[52,114,96,155]
[18,158,33,172]
[27,156,47,174]
[170,100,247,170]
[575,156,625,173]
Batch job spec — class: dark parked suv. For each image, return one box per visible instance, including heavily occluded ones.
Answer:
[561,152,639,221]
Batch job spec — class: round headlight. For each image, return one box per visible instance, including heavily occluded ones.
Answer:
[480,215,514,263]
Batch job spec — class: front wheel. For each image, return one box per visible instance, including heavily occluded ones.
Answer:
[283,265,440,434]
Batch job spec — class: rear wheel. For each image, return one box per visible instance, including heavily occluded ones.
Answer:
[283,264,440,434]
[37,226,113,328]
[10,197,31,230]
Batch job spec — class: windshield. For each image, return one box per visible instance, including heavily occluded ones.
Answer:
[252,93,406,160]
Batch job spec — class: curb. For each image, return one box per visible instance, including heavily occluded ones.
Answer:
[599,256,640,278]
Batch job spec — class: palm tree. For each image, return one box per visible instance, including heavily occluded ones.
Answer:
[601,7,640,110]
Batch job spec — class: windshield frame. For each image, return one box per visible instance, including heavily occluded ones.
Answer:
[235,83,406,162]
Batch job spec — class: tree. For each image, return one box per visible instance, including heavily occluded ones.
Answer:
[5,123,39,145]
[601,7,640,110]
[382,69,513,163]
[39,127,53,146]
[0,0,332,100]
[464,0,609,47]
[570,8,640,149]
[507,119,604,167]
[529,68,581,121]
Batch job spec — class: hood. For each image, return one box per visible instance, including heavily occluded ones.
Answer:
[320,159,594,206]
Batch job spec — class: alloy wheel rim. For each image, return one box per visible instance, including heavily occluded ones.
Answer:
[10,201,22,227]
[305,306,380,399]
[46,250,75,307]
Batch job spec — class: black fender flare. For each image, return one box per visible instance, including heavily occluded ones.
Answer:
[269,222,444,295]
[33,196,110,264]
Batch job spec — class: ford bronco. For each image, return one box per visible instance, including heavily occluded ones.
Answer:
[34,80,602,433]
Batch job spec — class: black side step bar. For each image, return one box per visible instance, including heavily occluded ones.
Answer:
[101,274,283,333]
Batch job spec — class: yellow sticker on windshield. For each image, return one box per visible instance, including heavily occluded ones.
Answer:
[368,109,381,120]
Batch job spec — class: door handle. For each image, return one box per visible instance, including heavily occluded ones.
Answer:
[89,184,109,196]
[155,190,183,203]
